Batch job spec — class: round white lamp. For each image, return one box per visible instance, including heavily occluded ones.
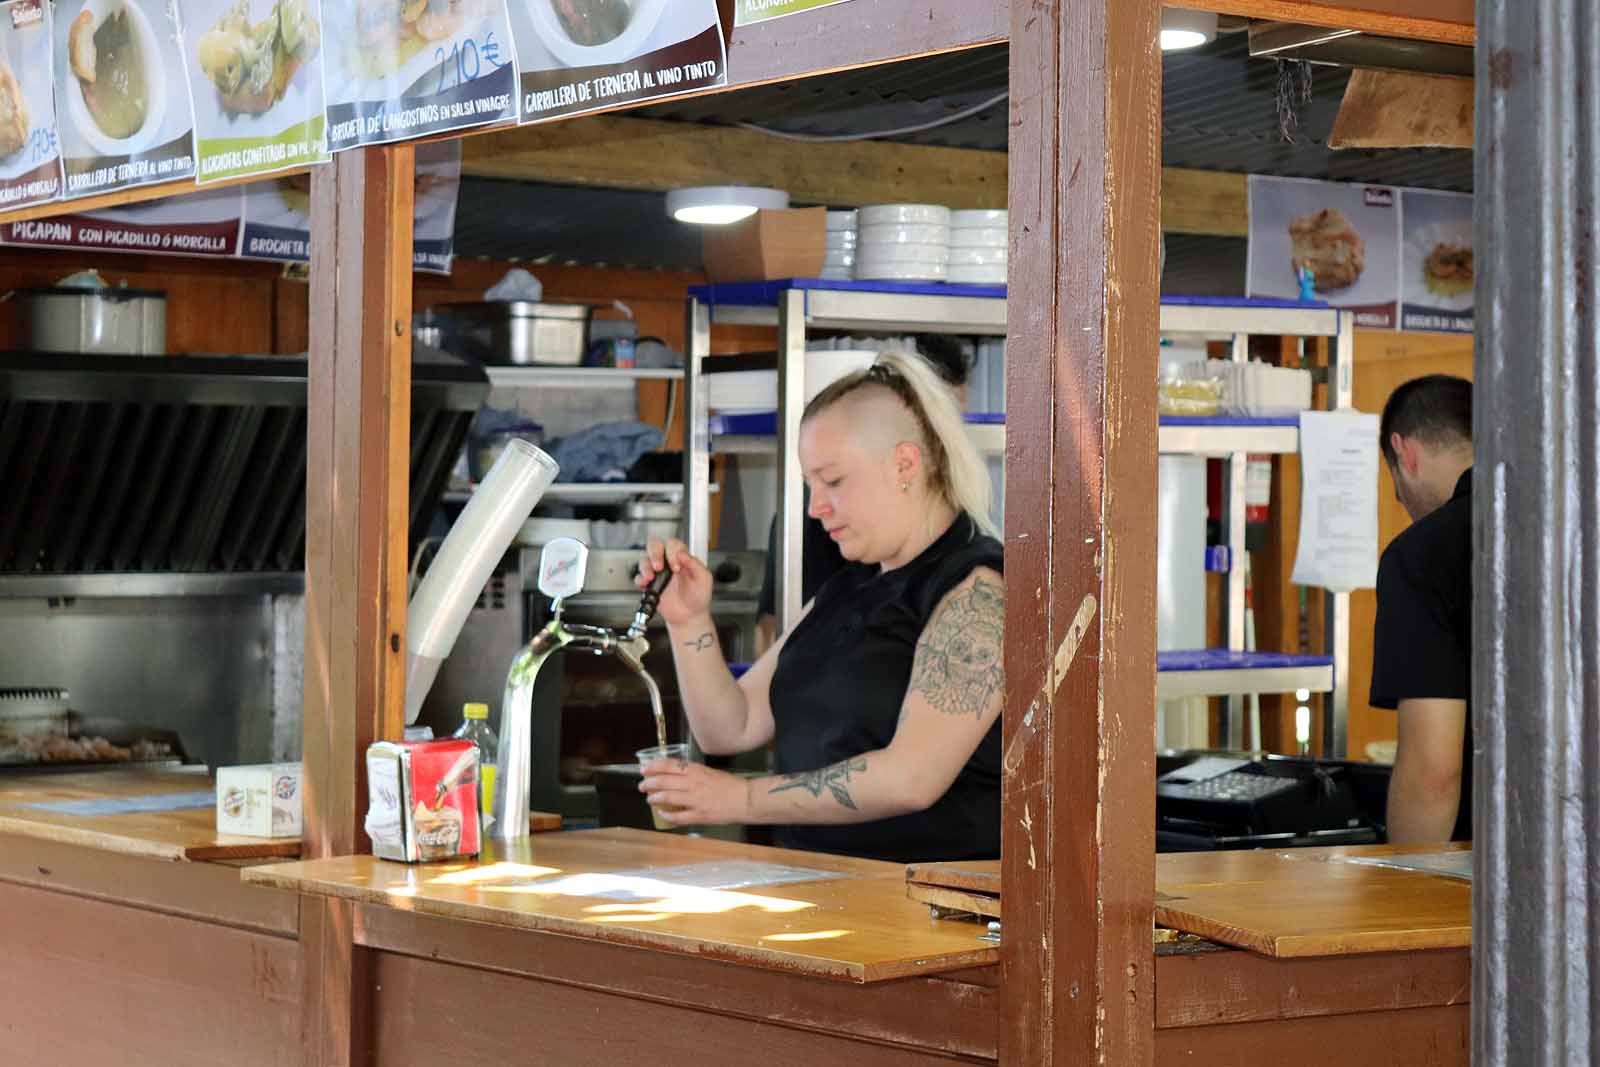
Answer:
[1160,9,1218,51]
[666,186,790,225]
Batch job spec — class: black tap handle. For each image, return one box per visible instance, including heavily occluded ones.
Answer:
[635,563,673,625]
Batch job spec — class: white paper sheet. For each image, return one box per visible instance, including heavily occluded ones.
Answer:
[1292,410,1380,592]
[1344,850,1472,882]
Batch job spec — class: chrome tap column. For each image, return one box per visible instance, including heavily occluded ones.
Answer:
[491,539,671,840]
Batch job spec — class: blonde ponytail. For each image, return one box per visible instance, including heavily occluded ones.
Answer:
[803,349,997,538]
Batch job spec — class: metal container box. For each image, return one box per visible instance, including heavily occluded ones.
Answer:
[20,287,167,355]
[428,301,591,366]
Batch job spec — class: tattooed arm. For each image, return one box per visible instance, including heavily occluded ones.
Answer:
[641,538,808,755]
[655,567,1006,828]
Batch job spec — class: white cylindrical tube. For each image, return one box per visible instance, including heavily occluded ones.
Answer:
[405,439,558,724]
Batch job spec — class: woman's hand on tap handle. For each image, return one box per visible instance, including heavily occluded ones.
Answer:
[636,537,713,627]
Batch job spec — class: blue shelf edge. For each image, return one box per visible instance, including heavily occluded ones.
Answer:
[689,279,1331,313]
[712,411,1006,436]
[1158,650,1334,672]
[712,412,1304,435]
[690,278,1006,306]
[1158,294,1332,311]
[1158,414,1302,428]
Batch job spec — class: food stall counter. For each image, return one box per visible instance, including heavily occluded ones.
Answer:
[244,826,1000,983]
[0,767,310,1065]
[906,844,1472,1064]
[0,767,301,863]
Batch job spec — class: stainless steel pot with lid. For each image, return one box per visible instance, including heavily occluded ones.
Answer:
[425,301,592,366]
[18,286,168,355]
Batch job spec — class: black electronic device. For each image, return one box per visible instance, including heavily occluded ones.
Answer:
[1156,755,1378,851]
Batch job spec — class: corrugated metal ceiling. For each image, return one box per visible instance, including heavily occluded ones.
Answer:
[453,32,1471,281]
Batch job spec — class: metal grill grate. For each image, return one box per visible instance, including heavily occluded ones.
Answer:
[0,353,487,575]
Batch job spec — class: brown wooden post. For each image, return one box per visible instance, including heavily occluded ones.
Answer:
[1002,0,1161,1061]
[301,143,415,1065]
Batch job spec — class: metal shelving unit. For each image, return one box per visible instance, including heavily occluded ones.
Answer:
[683,282,1355,756]
[484,365,684,389]
[474,364,689,510]
[442,482,696,506]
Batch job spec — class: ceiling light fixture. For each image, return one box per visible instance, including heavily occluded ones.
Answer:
[1160,9,1218,51]
[666,186,790,225]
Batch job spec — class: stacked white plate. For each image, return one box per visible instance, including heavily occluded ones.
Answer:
[947,209,1007,285]
[822,210,857,280]
[855,204,951,281]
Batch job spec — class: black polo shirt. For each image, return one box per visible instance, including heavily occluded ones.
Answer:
[768,514,1003,862]
[1370,469,1473,841]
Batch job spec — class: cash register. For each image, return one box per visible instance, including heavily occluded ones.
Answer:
[1155,752,1392,852]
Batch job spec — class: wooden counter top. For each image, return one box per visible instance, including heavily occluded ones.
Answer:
[0,768,300,863]
[1154,844,1471,957]
[243,827,999,983]
[907,844,1472,959]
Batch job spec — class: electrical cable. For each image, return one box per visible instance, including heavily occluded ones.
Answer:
[734,89,1009,144]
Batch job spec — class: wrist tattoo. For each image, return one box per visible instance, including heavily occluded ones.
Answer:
[770,757,868,810]
[682,632,714,652]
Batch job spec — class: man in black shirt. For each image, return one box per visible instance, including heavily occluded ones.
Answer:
[1370,375,1474,842]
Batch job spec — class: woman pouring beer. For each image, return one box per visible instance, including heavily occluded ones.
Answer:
[635,350,1003,863]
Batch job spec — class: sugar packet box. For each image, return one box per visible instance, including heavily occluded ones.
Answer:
[216,763,303,838]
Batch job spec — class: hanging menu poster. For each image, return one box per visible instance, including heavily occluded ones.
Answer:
[177,0,331,183]
[0,0,64,209]
[0,183,242,256]
[1399,189,1473,334]
[734,0,853,26]
[53,0,198,197]
[237,170,309,260]
[412,138,460,273]
[1247,174,1401,330]
[510,0,726,124]
[322,0,519,151]
[237,140,459,271]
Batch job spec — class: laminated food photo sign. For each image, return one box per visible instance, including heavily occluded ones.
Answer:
[733,0,854,27]
[510,0,726,124]
[0,0,65,210]
[321,0,519,151]
[0,182,241,255]
[176,0,331,183]
[52,0,199,198]
[236,140,459,268]
[1247,174,1401,330]
[1398,189,1473,334]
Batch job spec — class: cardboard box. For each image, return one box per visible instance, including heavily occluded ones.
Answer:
[702,207,827,282]
[216,763,303,838]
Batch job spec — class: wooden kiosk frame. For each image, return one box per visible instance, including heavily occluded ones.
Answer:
[1,2,1529,1065]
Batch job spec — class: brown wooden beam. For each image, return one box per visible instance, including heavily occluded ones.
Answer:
[301,143,414,1067]
[1002,0,1160,1061]
[464,115,1248,235]
[462,115,1006,208]
[721,0,1006,92]
[1329,69,1474,148]
[1181,0,1473,45]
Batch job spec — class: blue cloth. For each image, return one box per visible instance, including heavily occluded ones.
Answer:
[548,421,664,483]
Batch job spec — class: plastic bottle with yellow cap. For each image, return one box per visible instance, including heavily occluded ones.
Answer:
[451,703,497,818]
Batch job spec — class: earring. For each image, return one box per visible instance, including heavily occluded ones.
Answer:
[899,481,910,493]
